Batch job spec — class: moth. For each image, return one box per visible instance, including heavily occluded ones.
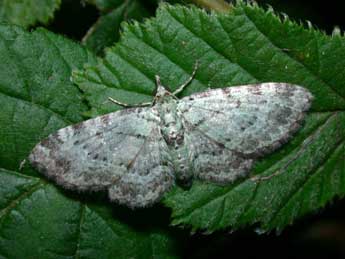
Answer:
[29,65,313,208]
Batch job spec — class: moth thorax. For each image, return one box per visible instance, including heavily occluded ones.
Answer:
[163,113,175,124]
[161,124,184,146]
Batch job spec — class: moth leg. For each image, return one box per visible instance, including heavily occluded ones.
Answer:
[172,61,199,96]
[19,159,26,171]
[108,97,152,108]
[250,163,296,183]
[250,171,281,182]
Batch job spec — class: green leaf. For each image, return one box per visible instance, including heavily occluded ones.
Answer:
[0,25,179,258]
[83,0,153,55]
[73,2,345,233]
[0,0,61,28]
[0,25,95,173]
[0,169,179,258]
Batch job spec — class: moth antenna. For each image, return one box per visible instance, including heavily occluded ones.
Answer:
[19,159,26,171]
[108,97,152,108]
[155,75,162,86]
[173,60,199,96]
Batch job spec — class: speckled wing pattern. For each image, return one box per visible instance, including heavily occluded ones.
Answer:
[178,83,313,184]
[29,82,312,208]
[29,108,174,208]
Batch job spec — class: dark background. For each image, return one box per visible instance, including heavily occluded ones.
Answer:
[47,1,345,258]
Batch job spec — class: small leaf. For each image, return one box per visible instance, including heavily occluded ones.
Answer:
[0,25,179,258]
[0,0,61,28]
[74,3,345,233]
[84,0,153,55]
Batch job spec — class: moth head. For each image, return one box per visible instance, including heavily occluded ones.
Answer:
[154,75,174,102]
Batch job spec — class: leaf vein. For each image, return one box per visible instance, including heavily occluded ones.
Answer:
[40,31,73,72]
[267,114,344,224]
[0,33,32,100]
[0,181,45,219]
[0,91,70,124]
[132,33,208,88]
[166,8,258,82]
[269,138,345,227]
[241,9,345,101]
[102,54,153,96]
[74,204,85,259]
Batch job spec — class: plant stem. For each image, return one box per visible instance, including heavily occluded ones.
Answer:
[190,0,231,12]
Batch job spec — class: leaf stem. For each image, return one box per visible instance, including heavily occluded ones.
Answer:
[189,0,231,12]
